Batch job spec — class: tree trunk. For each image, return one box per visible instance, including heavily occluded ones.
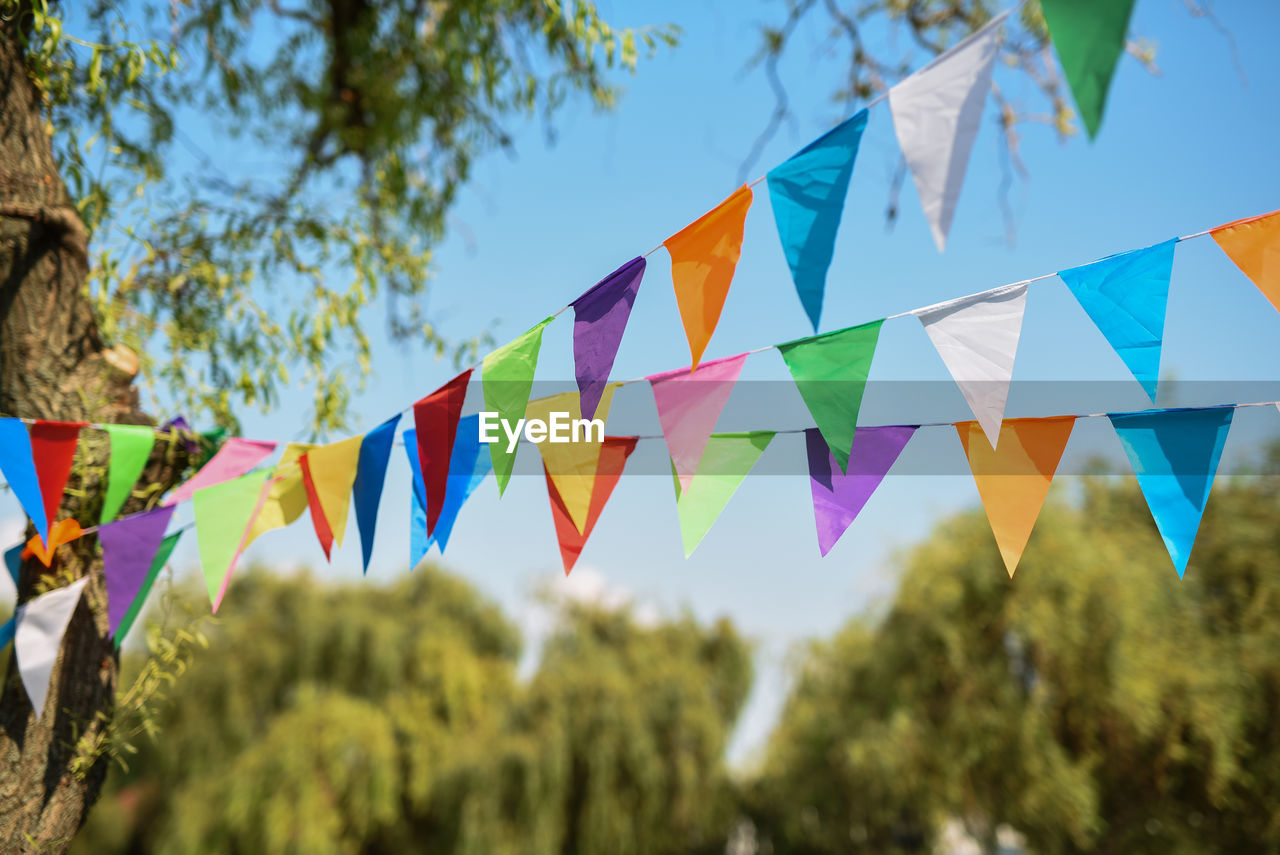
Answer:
[0,17,191,853]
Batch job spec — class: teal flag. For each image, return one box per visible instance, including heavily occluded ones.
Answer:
[1040,0,1136,139]
[1058,239,1177,402]
[767,110,868,330]
[1109,406,1233,578]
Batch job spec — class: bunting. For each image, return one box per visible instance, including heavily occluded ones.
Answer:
[806,426,915,557]
[664,185,753,370]
[300,435,364,559]
[167,437,277,507]
[4,543,21,588]
[1109,407,1233,577]
[25,518,83,568]
[0,419,47,544]
[544,437,637,575]
[15,576,89,718]
[403,431,430,569]
[914,282,1028,448]
[1040,0,1135,139]
[675,432,774,557]
[526,385,618,534]
[433,413,492,554]
[413,368,473,535]
[193,470,271,612]
[573,257,645,420]
[100,424,156,524]
[483,318,553,494]
[956,416,1076,577]
[113,531,182,648]
[241,442,315,549]
[777,319,883,472]
[649,352,748,492]
[767,110,868,330]
[30,420,85,542]
[100,504,176,637]
[352,414,401,573]
[1211,210,1280,312]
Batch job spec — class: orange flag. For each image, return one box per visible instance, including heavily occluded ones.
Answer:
[544,437,637,575]
[956,416,1076,577]
[23,518,84,568]
[664,185,753,370]
[1212,209,1280,312]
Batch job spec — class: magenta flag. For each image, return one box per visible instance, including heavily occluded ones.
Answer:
[807,425,915,556]
[99,504,176,636]
[649,352,748,491]
[165,437,277,506]
[572,257,646,420]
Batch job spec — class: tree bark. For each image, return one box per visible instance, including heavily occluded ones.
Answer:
[0,16,191,853]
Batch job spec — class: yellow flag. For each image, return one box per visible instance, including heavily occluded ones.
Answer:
[525,384,618,534]
[302,435,364,549]
[956,417,1075,577]
[242,442,315,548]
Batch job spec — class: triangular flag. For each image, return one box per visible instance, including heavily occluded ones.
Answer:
[806,425,915,557]
[100,425,156,524]
[299,435,364,559]
[483,318,552,494]
[1040,0,1135,139]
[767,110,868,330]
[664,185,754,369]
[0,617,13,650]
[1211,210,1280,313]
[648,352,748,491]
[403,431,430,569]
[544,436,637,575]
[193,470,271,612]
[777,319,883,472]
[956,416,1076,577]
[166,437,277,506]
[432,414,492,553]
[241,442,315,549]
[676,432,774,556]
[413,368,473,535]
[100,504,176,637]
[525,385,618,534]
[30,420,85,541]
[0,419,47,543]
[1109,407,1233,578]
[888,11,1006,251]
[573,257,646,420]
[15,576,89,718]
[113,530,181,648]
[1058,239,1177,402]
[352,414,401,573]
[914,282,1028,448]
[24,518,83,568]
[4,543,22,589]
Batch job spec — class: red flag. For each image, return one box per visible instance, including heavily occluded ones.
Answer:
[299,454,336,560]
[544,436,637,575]
[29,421,86,536]
[413,369,473,535]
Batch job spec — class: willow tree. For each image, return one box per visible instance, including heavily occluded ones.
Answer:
[0,1,672,848]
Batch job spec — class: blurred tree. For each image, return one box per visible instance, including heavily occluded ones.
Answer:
[747,474,1280,854]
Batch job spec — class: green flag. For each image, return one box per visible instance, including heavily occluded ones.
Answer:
[113,530,182,649]
[193,470,269,612]
[777,319,883,472]
[1040,0,1135,139]
[100,425,157,524]
[482,317,553,494]
[675,431,774,557]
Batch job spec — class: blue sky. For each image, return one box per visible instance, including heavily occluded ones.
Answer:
[7,1,1280,763]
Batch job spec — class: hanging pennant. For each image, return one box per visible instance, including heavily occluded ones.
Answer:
[166,437,278,506]
[193,470,271,612]
[352,414,401,573]
[4,543,21,588]
[1109,407,1233,578]
[241,442,315,549]
[573,257,646,420]
[777,319,883,472]
[664,185,754,370]
[956,416,1076,577]
[299,435,364,559]
[525,385,618,535]
[483,318,553,495]
[675,431,774,557]
[544,437,637,575]
[100,504,176,637]
[0,617,12,650]
[649,352,748,492]
[24,518,83,568]
[767,110,868,331]
[913,282,1028,449]
[100,424,156,524]
[15,576,89,718]
[1040,0,1135,139]
[30,420,86,542]
[433,413,492,554]
[413,368,473,536]
[1211,209,1280,313]
[807,425,915,557]
[403,431,430,569]
[0,419,47,544]
[1058,239,1177,402]
[888,11,1007,251]
[113,531,181,648]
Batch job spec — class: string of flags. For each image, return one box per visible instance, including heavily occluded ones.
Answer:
[0,0,1275,720]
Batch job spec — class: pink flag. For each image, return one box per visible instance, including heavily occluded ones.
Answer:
[165,438,277,507]
[648,352,748,491]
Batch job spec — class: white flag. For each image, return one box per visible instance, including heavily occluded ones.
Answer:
[889,12,1007,251]
[914,282,1028,448]
[16,577,89,719]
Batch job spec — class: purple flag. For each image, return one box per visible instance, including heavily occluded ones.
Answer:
[807,426,915,556]
[100,504,176,636]
[572,257,646,420]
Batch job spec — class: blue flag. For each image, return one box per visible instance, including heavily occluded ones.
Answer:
[0,616,13,650]
[4,543,22,588]
[403,429,431,569]
[767,110,868,331]
[404,419,491,568]
[351,413,401,573]
[1058,239,1178,401]
[1109,406,1233,577]
[0,419,47,544]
